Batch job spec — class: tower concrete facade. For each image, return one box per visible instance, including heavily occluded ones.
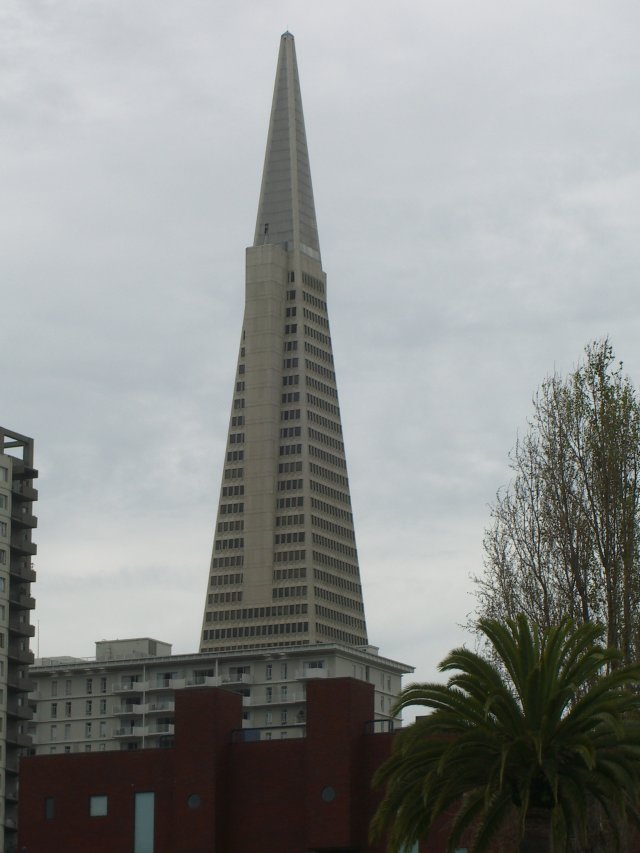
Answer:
[200,33,368,653]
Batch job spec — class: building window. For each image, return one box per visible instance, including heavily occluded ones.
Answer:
[0,494,6,509]
[86,700,93,715]
[0,466,8,482]
[65,702,72,717]
[86,678,93,694]
[281,686,288,701]
[100,699,107,715]
[100,677,107,694]
[134,792,155,853]
[0,549,6,565]
[89,795,108,817]
[85,722,92,739]
[266,687,272,704]
[65,679,72,695]
[99,721,106,737]
[280,710,288,725]
[50,725,57,741]
[281,662,288,679]
[0,521,6,537]
[50,703,57,718]
[265,664,272,681]
[51,680,58,697]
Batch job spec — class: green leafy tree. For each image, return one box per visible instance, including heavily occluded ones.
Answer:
[371,616,640,853]
[475,340,640,666]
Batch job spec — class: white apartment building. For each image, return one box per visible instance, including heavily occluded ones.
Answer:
[29,637,413,754]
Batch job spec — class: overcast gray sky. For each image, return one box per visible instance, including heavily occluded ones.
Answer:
[3,0,640,690]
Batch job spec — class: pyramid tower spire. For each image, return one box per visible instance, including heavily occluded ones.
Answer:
[200,34,367,653]
[253,32,320,261]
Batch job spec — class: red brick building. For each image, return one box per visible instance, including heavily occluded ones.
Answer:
[19,678,447,852]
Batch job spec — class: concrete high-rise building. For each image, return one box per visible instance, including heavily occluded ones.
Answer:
[27,32,414,760]
[200,32,367,654]
[0,427,37,851]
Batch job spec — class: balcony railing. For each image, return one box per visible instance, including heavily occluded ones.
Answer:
[264,692,305,705]
[9,562,36,583]
[8,592,36,610]
[10,507,37,529]
[151,677,186,691]
[221,673,253,685]
[152,723,175,735]
[147,701,175,714]
[6,702,32,720]
[113,725,149,738]
[295,668,327,679]
[8,616,35,637]
[113,681,149,693]
[119,703,146,716]
[185,676,221,688]
[10,534,37,556]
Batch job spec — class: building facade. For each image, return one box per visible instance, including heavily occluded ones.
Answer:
[200,32,369,653]
[29,638,412,754]
[0,427,37,852]
[19,679,442,853]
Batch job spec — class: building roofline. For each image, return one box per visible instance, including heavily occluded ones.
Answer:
[32,641,414,675]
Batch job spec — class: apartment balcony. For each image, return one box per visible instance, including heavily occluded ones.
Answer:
[10,533,37,556]
[113,725,149,738]
[4,786,19,803]
[6,700,32,720]
[185,676,221,688]
[10,506,37,529]
[7,644,34,666]
[9,561,37,583]
[8,591,36,610]
[151,677,185,691]
[5,728,32,748]
[5,758,19,775]
[264,692,305,705]
[11,483,38,501]
[11,461,37,480]
[295,667,327,679]
[220,673,253,685]
[8,615,35,637]
[118,703,146,716]
[147,701,175,714]
[7,673,36,693]
[113,681,149,694]
[151,723,175,735]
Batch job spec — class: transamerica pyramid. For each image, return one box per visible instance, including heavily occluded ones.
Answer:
[200,32,368,653]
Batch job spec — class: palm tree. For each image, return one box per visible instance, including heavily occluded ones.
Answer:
[372,616,640,853]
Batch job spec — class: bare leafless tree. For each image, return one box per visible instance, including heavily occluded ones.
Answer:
[475,339,640,666]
